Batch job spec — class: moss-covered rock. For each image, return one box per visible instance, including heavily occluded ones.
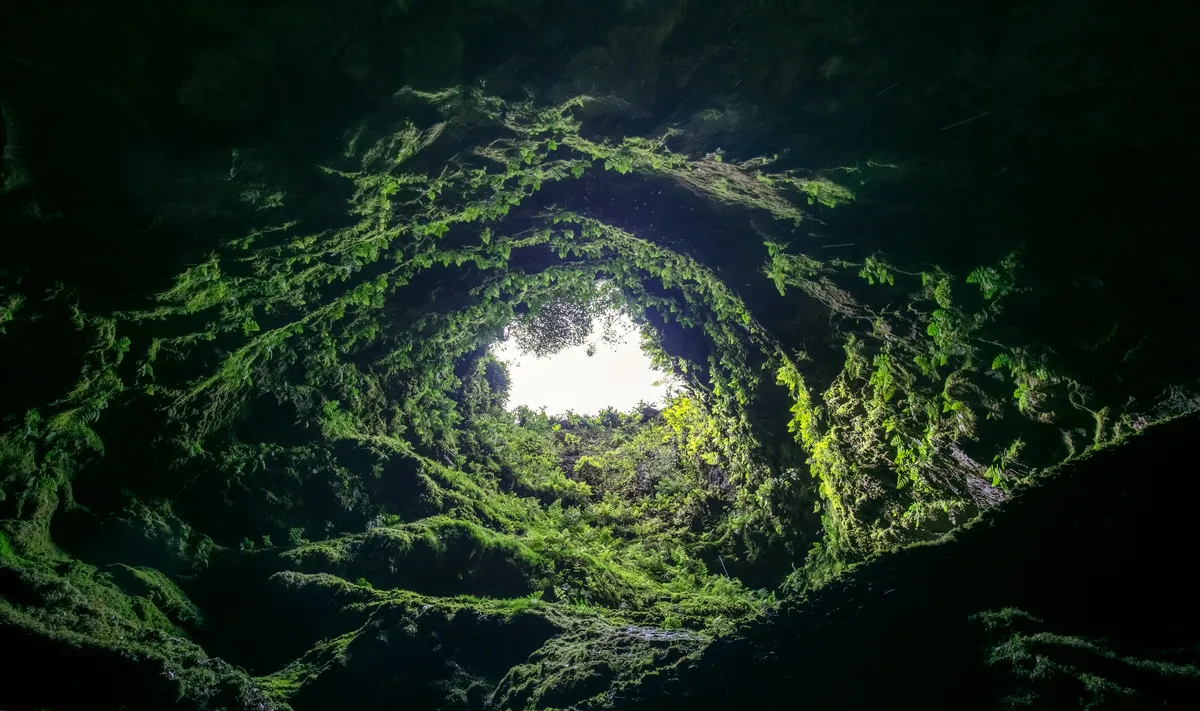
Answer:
[492,622,705,711]
[280,516,552,598]
[604,415,1200,710]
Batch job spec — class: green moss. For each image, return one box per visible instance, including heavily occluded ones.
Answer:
[492,621,705,711]
[109,564,205,629]
[974,608,1200,709]
[0,291,24,335]
[260,571,586,708]
[0,557,269,709]
[282,515,553,598]
[0,529,15,562]
[257,624,364,704]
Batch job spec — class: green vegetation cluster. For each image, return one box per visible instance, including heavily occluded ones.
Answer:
[2,81,1196,710]
[975,608,1200,708]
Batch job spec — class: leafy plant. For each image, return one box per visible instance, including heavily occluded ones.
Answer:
[858,255,895,286]
[966,253,1020,300]
[985,439,1026,488]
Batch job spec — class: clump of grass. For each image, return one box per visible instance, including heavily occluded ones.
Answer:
[0,529,17,562]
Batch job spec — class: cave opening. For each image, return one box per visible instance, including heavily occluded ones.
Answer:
[488,278,679,415]
[491,308,676,416]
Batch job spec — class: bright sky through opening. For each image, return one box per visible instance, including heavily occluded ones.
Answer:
[492,314,674,415]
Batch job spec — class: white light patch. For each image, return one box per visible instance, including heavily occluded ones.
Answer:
[492,314,673,415]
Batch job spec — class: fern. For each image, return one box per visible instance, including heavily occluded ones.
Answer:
[869,353,896,402]
[966,253,1020,300]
